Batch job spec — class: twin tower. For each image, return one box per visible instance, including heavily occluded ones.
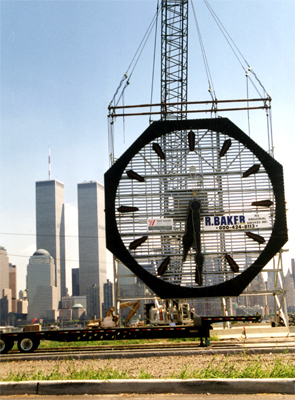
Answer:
[35,180,107,303]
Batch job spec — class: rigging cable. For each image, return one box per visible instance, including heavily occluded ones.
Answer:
[150,0,160,124]
[107,115,114,166]
[108,7,160,162]
[110,7,161,109]
[122,90,125,143]
[191,0,217,105]
[267,106,274,157]
[202,0,269,99]
[246,71,251,137]
[202,0,273,154]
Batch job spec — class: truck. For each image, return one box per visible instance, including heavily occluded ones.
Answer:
[0,300,261,354]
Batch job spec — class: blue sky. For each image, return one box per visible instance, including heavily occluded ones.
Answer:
[1,0,294,295]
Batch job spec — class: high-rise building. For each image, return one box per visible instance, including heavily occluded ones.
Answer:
[291,259,295,288]
[1,288,12,321]
[36,180,66,301]
[284,269,295,310]
[102,279,113,316]
[78,181,107,296]
[9,264,17,312]
[17,298,28,314]
[248,273,267,308]
[0,246,10,296]
[27,249,58,321]
[19,290,27,300]
[0,246,12,323]
[86,284,102,319]
[71,268,79,296]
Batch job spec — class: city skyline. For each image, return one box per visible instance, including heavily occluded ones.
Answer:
[1,1,294,294]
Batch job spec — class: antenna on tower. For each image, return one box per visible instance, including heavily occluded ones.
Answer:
[48,148,51,180]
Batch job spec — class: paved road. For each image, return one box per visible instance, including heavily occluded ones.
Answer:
[1,394,294,400]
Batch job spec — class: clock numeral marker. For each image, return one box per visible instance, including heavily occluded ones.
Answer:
[117,205,139,213]
[245,231,266,244]
[242,163,260,178]
[251,200,273,207]
[129,236,148,250]
[157,256,170,276]
[126,170,145,182]
[188,130,195,151]
[219,139,232,157]
[152,143,166,160]
[225,254,239,273]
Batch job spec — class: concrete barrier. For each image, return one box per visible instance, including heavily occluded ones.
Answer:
[213,325,295,339]
[1,379,294,395]
[0,381,38,395]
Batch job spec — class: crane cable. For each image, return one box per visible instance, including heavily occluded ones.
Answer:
[191,0,217,107]
[108,6,160,162]
[150,0,160,124]
[109,6,161,110]
[202,0,269,99]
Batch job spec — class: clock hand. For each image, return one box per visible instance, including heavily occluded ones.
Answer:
[190,200,204,286]
[195,253,204,286]
[182,204,194,262]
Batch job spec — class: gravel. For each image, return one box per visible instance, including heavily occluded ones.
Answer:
[1,352,294,380]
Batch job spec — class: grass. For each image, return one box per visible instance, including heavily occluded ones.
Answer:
[1,354,294,381]
[32,337,210,349]
[37,339,149,348]
[167,334,219,342]
[170,355,295,379]
[10,336,216,352]
[3,367,130,381]
[9,338,162,349]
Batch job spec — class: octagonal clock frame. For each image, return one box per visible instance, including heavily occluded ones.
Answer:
[105,118,287,299]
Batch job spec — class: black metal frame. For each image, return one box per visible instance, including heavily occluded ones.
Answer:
[104,118,288,299]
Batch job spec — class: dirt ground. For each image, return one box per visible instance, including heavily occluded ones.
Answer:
[1,352,294,379]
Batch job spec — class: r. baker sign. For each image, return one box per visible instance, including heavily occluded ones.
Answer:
[203,213,271,231]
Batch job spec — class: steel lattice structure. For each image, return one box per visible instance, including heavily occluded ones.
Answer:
[161,0,188,119]
[160,2,189,283]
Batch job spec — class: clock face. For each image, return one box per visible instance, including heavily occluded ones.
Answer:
[105,118,287,298]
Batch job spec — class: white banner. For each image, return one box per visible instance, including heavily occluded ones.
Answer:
[147,218,173,231]
[203,213,271,231]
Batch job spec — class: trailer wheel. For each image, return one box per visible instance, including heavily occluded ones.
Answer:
[0,338,14,354]
[17,337,40,353]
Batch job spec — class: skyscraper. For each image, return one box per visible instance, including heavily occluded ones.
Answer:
[291,259,295,288]
[78,181,107,296]
[9,263,17,312]
[36,180,66,301]
[0,246,12,323]
[284,269,295,310]
[27,249,58,321]
[102,279,113,316]
[86,284,101,318]
[0,246,10,297]
[71,268,79,296]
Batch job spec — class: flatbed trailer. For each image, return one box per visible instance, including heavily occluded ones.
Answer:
[0,315,260,354]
